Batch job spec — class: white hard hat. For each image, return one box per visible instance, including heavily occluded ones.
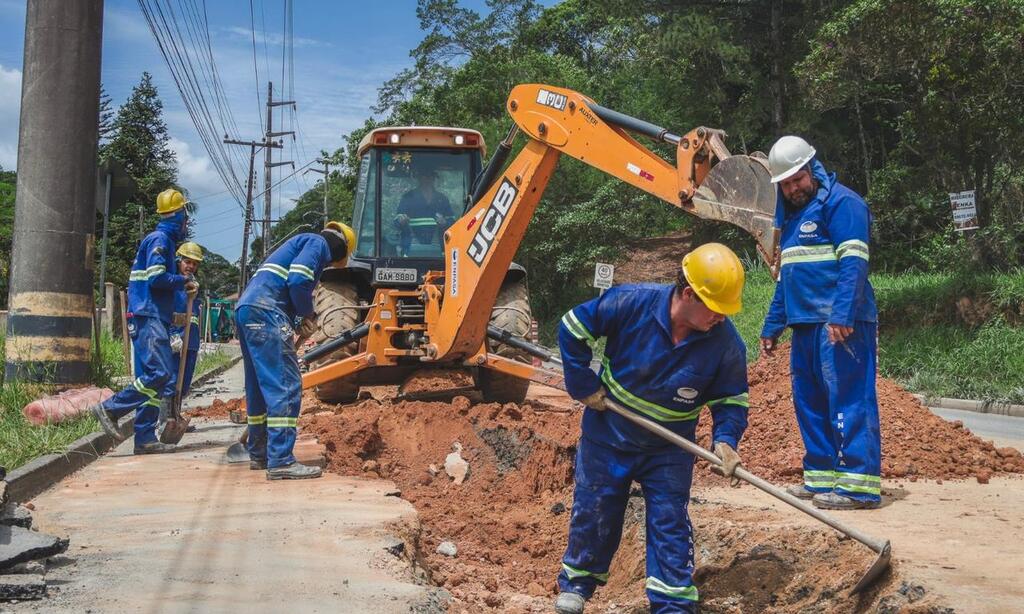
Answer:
[768,136,816,183]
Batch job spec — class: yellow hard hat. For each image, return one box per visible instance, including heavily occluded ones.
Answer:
[681,243,745,315]
[324,221,356,258]
[176,241,204,262]
[156,188,188,214]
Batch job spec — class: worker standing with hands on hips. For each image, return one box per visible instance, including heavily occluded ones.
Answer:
[235,221,355,480]
[91,188,197,453]
[554,243,750,614]
[169,241,204,397]
[760,135,881,510]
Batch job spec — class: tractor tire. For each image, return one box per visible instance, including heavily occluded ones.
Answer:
[309,279,362,404]
[479,278,533,404]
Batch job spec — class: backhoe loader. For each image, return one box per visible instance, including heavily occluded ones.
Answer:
[302,83,778,403]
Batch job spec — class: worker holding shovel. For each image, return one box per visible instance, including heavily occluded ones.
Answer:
[759,135,881,511]
[168,242,204,397]
[554,243,749,614]
[90,188,197,454]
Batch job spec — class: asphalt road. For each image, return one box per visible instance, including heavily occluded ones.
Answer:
[930,407,1024,450]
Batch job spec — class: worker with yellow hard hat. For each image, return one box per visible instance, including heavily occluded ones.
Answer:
[168,241,204,399]
[553,243,749,614]
[92,188,198,454]
[235,221,354,480]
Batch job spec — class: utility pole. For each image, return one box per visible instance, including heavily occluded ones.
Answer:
[225,136,282,295]
[305,159,330,226]
[264,81,295,257]
[6,0,104,384]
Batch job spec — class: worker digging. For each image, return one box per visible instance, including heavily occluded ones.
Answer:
[168,241,205,399]
[554,243,749,614]
[235,221,356,479]
[760,135,882,510]
[89,188,198,454]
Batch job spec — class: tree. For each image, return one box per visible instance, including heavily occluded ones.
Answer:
[98,73,180,287]
[0,167,15,307]
[199,251,239,298]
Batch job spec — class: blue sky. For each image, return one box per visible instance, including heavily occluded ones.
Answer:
[0,0,526,261]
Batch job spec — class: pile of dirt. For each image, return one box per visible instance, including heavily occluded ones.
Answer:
[613,229,692,285]
[186,397,244,420]
[303,392,949,612]
[692,344,1024,485]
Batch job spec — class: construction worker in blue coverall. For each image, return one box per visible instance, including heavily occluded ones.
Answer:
[235,221,355,480]
[554,243,750,614]
[760,135,881,511]
[91,189,198,454]
[169,242,204,397]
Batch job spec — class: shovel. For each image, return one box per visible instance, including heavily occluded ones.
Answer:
[159,292,196,444]
[224,329,313,463]
[603,397,891,595]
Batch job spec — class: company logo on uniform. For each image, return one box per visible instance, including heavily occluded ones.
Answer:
[799,221,818,233]
[676,387,699,400]
[468,179,519,265]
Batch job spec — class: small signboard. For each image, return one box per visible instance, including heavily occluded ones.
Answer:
[593,262,614,290]
[949,190,979,232]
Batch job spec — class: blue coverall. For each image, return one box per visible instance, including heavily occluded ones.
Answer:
[100,212,189,444]
[761,159,881,503]
[558,284,749,613]
[169,281,202,396]
[236,233,331,468]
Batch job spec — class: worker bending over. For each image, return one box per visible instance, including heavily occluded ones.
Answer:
[169,242,204,397]
[235,222,355,479]
[91,189,197,453]
[760,135,881,510]
[555,243,749,614]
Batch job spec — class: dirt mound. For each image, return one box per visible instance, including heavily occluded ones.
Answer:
[692,344,1024,485]
[186,397,244,420]
[614,229,692,285]
[305,393,955,612]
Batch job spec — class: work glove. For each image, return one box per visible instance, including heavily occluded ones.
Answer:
[296,315,318,339]
[579,387,608,411]
[172,312,189,327]
[170,334,183,355]
[711,441,742,487]
[184,277,200,296]
[395,213,410,228]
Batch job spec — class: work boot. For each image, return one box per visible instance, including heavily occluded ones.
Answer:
[812,492,880,510]
[786,484,816,500]
[250,459,267,470]
[554,592,586,614]
[90,404,126,442]
[266,462,322,480]
[134,441,177,455]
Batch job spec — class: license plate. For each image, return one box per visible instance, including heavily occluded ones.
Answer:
[374,267,418,284]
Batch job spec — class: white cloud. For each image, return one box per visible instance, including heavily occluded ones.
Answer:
[223,26,332,49]
[169,136,230,198]
[105,5,152,43]
[0,64,22,171]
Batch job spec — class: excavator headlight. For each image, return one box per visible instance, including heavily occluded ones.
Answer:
[390,133,400,144]
[454,134,465,145]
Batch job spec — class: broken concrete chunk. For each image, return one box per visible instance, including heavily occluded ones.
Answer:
[1,503,32,529]
[383,537,405,558]
[436,541,457,557]
[0,574,46,600]
[5,560,45,575]
[0,526,69,571]
[428,464,439,476]
[0,480,7,506]
[444,443,470,485]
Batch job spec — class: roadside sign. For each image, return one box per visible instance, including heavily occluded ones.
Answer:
[593,262,614,290]
[949,190,979,232]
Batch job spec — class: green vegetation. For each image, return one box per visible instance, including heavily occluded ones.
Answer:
[0,337,236,471]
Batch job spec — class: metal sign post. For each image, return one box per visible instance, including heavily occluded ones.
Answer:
[593,262,614,294]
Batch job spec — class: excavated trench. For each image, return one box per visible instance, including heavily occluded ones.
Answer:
[301,389,959,613]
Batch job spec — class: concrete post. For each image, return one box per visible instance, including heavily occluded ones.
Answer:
[5,0,104,384]
[103,283,115,336]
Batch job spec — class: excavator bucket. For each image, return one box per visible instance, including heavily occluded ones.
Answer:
[690,154,780,269]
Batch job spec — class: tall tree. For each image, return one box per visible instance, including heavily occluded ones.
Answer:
[98,73,180,287]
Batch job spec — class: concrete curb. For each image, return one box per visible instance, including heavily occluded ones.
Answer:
[5,414,133,504]
[3,356,244,504]
[915,394,1024,418]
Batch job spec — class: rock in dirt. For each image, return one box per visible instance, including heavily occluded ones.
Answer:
[0,526,69,571]
[550,502,566,515]
[0,574,46,601]
[1,503,33,529]
[383,537,406,558]
[0,481,7,506]
[444,443,470,484]
[436,541,458,557]
[4,560,45,575]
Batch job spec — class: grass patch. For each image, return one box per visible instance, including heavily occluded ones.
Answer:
[194,347,234,378]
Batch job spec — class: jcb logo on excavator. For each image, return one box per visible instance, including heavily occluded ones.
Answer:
[468,179,519,266]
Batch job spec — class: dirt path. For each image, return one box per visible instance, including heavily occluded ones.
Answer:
[705,478,1024,613]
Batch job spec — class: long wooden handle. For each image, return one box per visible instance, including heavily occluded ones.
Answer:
[174,293,196,411]
[603,398,889,554]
